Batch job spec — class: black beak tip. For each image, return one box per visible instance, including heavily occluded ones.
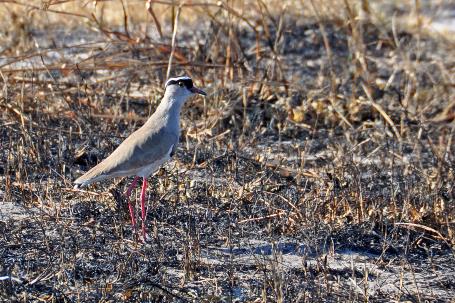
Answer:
[190,87,207,96]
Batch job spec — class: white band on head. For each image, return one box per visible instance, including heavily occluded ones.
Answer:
[165,76,192,88]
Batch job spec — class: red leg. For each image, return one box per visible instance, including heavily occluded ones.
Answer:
[124,176,139,231]
[125,176,139,197]
[140,177,148,240]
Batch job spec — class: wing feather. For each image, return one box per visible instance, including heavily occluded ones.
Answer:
[74,122,178,186]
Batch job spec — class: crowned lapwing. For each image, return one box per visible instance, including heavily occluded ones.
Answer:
[74,76,206,240]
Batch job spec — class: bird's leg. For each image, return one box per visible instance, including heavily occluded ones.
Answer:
[140,177,148,240]
[125,176,139,197]
[124,176,139,232]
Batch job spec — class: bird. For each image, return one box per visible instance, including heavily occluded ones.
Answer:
[74,76,206,240]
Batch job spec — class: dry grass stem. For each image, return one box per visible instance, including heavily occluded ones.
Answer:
[0,0,454,302]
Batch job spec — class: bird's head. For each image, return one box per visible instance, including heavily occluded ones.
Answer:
[164,76,206,103]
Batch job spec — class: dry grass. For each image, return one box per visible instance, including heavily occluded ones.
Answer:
[0,0,454,302]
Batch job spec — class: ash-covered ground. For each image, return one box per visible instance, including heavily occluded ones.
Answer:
[1,3,455,302]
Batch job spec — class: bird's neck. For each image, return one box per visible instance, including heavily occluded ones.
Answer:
[158,95,184,116]
[150,95,185,129]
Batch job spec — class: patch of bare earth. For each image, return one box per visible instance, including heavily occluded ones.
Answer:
[1,1,454,302]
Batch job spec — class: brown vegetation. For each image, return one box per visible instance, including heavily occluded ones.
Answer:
[0,0,454,302]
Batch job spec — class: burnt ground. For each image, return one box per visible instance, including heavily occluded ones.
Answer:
[0,3,455,303]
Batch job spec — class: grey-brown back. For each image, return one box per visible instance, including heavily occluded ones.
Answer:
[74,113,178,187]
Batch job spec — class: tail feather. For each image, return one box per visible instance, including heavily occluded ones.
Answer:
[74,162,109,188]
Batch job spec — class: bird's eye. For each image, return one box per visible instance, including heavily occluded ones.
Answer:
[178,81,184,87]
